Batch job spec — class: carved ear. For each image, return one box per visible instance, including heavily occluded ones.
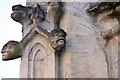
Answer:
[34,4,46,22]
[29,13,35,23]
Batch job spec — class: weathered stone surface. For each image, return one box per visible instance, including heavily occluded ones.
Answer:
[19,1,119,78]
[60,2,108,78]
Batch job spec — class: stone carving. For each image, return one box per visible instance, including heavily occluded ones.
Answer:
[87,2,120,21]
[49,29,66,52]
[87,2,120,16]
[1,41,22,61]
[88,2,120,40]
[1,27,37,61]
[45,2,63,29]
[11,4,35,25]
[101,26,120,40]
[1,2,65,61]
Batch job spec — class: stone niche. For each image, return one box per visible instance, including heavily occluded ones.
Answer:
[20,34,55,78]
[1,1,119,78]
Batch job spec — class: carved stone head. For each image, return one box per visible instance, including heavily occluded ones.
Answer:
[11,4,35,25]
[1,41,22,61]
[49,29,66,51]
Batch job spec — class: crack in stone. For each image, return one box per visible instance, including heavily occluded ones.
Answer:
[100,45,111,78]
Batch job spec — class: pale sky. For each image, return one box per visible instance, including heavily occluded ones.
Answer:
[0,0,26,79]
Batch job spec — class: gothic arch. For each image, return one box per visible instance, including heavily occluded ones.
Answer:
[28,43,47,78]
[20,34,55,78]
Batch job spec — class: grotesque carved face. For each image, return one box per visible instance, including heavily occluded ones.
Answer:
[11,4,35,24]
[1,41,22,61]
[49,29,66,51]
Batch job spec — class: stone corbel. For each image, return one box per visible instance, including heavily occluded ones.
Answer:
[46,1,67,53]
[1,41,22,61]
[49,29,66,52]
[1,4,47,61]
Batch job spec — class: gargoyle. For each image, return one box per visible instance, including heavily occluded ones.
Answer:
[49,29,66,51]
[11,4,49,36]
[1,4,51,61]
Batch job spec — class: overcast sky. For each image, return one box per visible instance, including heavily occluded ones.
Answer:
[0,0,26,79]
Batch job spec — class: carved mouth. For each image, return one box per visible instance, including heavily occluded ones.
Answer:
[56,39,65,45]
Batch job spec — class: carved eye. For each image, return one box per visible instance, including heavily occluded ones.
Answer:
[56,33,59,36]
[52,34,54,37]
[29,14,32,19]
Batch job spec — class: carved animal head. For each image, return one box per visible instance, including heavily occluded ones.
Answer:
[11,4,35,25]
[49,29,66,51]
[1,41,22,61]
